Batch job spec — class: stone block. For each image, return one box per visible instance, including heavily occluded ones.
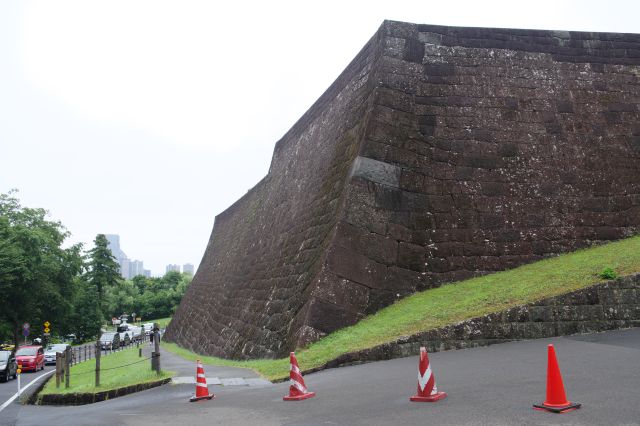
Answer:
[327,246,387,289]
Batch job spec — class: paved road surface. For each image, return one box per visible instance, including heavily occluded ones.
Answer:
[0,364,54,419]
[5,328,640,425]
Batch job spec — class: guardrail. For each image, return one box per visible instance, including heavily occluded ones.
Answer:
[66,333,149,366]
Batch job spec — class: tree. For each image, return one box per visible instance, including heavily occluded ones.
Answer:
[104,279,138,319]
[86,234,121,311]
[69,277,103,341]
[0,190,83,349]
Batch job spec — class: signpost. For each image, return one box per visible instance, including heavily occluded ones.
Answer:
[43,321,51,347]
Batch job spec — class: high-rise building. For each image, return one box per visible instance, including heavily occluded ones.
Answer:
[143,269,151,278]
[104,234,149,279]
[105,234,130,279]
[166,264,181,273]
[182,263,195,275]
[129,260,145,278]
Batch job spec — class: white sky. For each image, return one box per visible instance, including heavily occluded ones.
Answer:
[1,0,639,276]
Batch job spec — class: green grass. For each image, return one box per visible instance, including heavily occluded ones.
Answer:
[163,235,640,381]
[40,346,174,395]
[152,317,172,328]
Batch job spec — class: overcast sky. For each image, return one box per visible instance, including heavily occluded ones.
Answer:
[1,0,639,276]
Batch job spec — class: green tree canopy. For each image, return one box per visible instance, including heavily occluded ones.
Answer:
[0,190,83,348]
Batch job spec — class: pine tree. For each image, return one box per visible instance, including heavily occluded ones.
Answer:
[86,234,121,310]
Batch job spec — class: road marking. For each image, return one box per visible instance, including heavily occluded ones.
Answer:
[171,376,272,386]
[0,370,55,414]
[220,378,247,386]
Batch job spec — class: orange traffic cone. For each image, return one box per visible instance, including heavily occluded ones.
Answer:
[189,359,215,402]
[283,352,315,401]
[410,347,447,402]
[533,344,581,413]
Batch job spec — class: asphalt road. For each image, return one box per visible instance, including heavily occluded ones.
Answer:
[0,363,54,419]
[5,328,640,425]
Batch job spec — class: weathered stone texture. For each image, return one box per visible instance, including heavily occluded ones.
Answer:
[164,30,384,358]
[166,21,640,359]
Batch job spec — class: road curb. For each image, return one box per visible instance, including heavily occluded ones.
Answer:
[34,377,172,406]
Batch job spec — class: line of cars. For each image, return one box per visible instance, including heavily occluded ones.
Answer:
[1,343,75,382]
[0,345,46,382]
[2,323,158,382]
[98,322,152,350]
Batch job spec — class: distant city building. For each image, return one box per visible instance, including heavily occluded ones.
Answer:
[182,263,195,275]
[105,234,149,279]
[166,264,181,273]
[129,260,145,278]
[105,234,130,279]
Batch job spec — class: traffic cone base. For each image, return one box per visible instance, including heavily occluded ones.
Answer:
[283,391,316,401]
[410,391,447,402]
[533,401,581,414]
[190,394,215,402]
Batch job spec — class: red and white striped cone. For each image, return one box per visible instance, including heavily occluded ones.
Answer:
[189,359,215,402]
[283,352,315,401]
[410,347,447,402]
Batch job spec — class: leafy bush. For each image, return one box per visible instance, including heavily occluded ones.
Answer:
[599,267,618,280]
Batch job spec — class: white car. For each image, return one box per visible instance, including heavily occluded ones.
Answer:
[142,323,155,336]
[44,343,70,365]
[128,326,143,341]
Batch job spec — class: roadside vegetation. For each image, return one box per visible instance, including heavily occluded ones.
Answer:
[163,235,640,381]
[39,346,174,395]
[0,189,191,347]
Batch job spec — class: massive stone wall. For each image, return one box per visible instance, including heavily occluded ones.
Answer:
[166,21,640,359]
[164,30,384,358]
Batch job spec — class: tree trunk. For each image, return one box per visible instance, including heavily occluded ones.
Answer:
[12,320,20,354]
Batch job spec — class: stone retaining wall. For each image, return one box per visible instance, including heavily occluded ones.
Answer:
[167,19,640,359]
[36,377,172,406]
[320,273,640,369]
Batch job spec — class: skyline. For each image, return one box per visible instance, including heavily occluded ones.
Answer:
[2,0,639,275]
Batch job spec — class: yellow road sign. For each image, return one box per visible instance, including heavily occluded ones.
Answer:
[17,368,21,374]
[44,321,50,327]
[44,327,50,333]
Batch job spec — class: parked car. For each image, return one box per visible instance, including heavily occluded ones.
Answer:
[142,323,154,336]
[129,326,143,342]
[0,351,18,382]
[64,334,81,344]
[99,332,119,350]
[15,346,45,372]
[117,323,142,342]
[118,331,131,347]
[44,343,70,365]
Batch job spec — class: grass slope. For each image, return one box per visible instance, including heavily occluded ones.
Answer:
[163,235,640,381]
[40,346,174,395]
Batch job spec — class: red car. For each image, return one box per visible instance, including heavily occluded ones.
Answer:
[15,345,45,371]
